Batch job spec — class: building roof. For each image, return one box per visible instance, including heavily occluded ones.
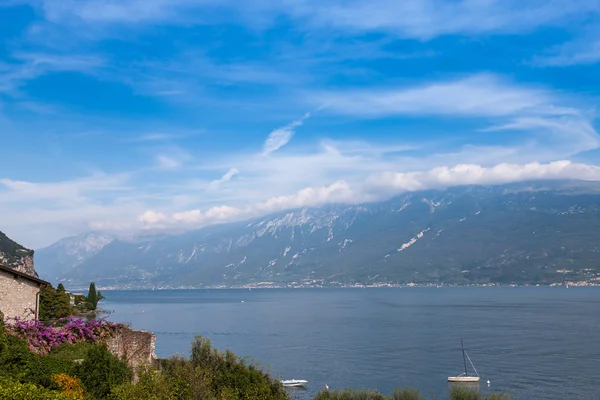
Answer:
[0,264,50,286]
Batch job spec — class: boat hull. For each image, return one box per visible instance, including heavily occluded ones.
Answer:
[448,376,480,382]
[281,380,307,387]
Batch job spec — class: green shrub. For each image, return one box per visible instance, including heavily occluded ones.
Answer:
[0,376,69,400]
[110,367,175,400]
[449,385,510,400]
[393,388,425,400]
[0,327,75,390]
[313,389,388,400]
[77,344,132,399]
[189,335,288,400]
[485,394,510,400]
[159,355,214,399]
[50,342,96,362]
[27,353,77,389]
[0,329,40,382]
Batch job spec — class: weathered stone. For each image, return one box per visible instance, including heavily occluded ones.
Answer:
[0,266,46,321]
[107,326,158,376]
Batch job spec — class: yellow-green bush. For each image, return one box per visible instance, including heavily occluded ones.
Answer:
[0,376,70,400]
[52,373,86,400]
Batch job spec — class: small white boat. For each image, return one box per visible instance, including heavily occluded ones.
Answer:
[281,379,308,388]
[448,375,480,383]
[448,339,480,383]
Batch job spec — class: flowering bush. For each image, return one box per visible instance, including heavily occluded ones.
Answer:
[5,317,120,354]
[52,373,86,399]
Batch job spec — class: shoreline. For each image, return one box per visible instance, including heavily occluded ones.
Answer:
[66,282,600,291]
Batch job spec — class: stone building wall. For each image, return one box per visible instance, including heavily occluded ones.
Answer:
[107,326,158,374]
[0,268,40,321]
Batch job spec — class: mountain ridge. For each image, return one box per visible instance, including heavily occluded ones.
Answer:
[34,180,600,289]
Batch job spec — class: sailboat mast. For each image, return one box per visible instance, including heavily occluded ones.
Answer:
[461,338,468,376]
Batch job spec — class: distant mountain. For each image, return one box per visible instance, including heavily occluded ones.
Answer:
[0,230,37,277]
[35,232,115,282]
[40,180,600,288]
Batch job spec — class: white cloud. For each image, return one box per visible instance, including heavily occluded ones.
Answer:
[205,205,241,220]
[155,155,182,170]
[315,74,550,117]
[25,0,600,41]
[366,160,600,192]
[209,168,239,189]
[262,113,310,156]
[38,0,195,24]
[138,160,600,229]
[311,74,599,163]
[0,53,103,97]
[138,210,168,224]
[288,0,599,40]
[533,37,600,67]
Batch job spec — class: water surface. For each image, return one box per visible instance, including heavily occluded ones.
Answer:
[103,287,600,399]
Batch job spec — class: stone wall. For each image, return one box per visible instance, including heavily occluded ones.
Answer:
[107,326,158,374]
[0,268,40,321]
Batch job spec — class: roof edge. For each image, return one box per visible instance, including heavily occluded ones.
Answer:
[0,264,50,286]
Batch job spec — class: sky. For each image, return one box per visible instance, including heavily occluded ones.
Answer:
[2,0,600,249]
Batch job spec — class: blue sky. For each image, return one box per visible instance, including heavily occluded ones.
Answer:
[2,0,600,248]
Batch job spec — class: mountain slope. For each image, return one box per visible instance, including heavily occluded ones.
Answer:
[0,230,37,277]
[35,232,115,282]
[46,180,600,288]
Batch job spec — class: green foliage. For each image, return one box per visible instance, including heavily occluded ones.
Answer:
[0,327,75,390]
[77,344,132,399]
[189,335,288,400]
[118,336,288,400]
[39,284,71,321]
[0,330,70,391]
[0,327,131,398]
[313,389,388,400]
[449,386,510,400]
[0,310,4,327]
[158,355,212,399]
[392,388,425,400]
[50,342,96,362]
[0,328,39,381]
[86,282,105,311]
[0,376,70,400]
[110,367,176,400]
[313,387,510,400]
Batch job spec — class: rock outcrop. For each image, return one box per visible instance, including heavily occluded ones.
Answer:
[0,231,38,277]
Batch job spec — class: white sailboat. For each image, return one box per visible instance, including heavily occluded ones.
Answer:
[281,379,308,388]
[448,339,480,383]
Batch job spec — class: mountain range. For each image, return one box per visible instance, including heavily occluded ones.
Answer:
[34,180,600,289]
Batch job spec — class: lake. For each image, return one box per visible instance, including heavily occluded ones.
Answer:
[102,287,600,399]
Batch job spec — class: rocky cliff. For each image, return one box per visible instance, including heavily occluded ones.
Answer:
[0,231,38,277]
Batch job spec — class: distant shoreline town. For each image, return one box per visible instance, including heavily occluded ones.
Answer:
[85,280,600,291]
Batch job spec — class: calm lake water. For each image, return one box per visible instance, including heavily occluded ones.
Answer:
[102,288,600,400]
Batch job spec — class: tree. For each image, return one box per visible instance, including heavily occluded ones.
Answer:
[39,284,71,321]
[85,283,105,311]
